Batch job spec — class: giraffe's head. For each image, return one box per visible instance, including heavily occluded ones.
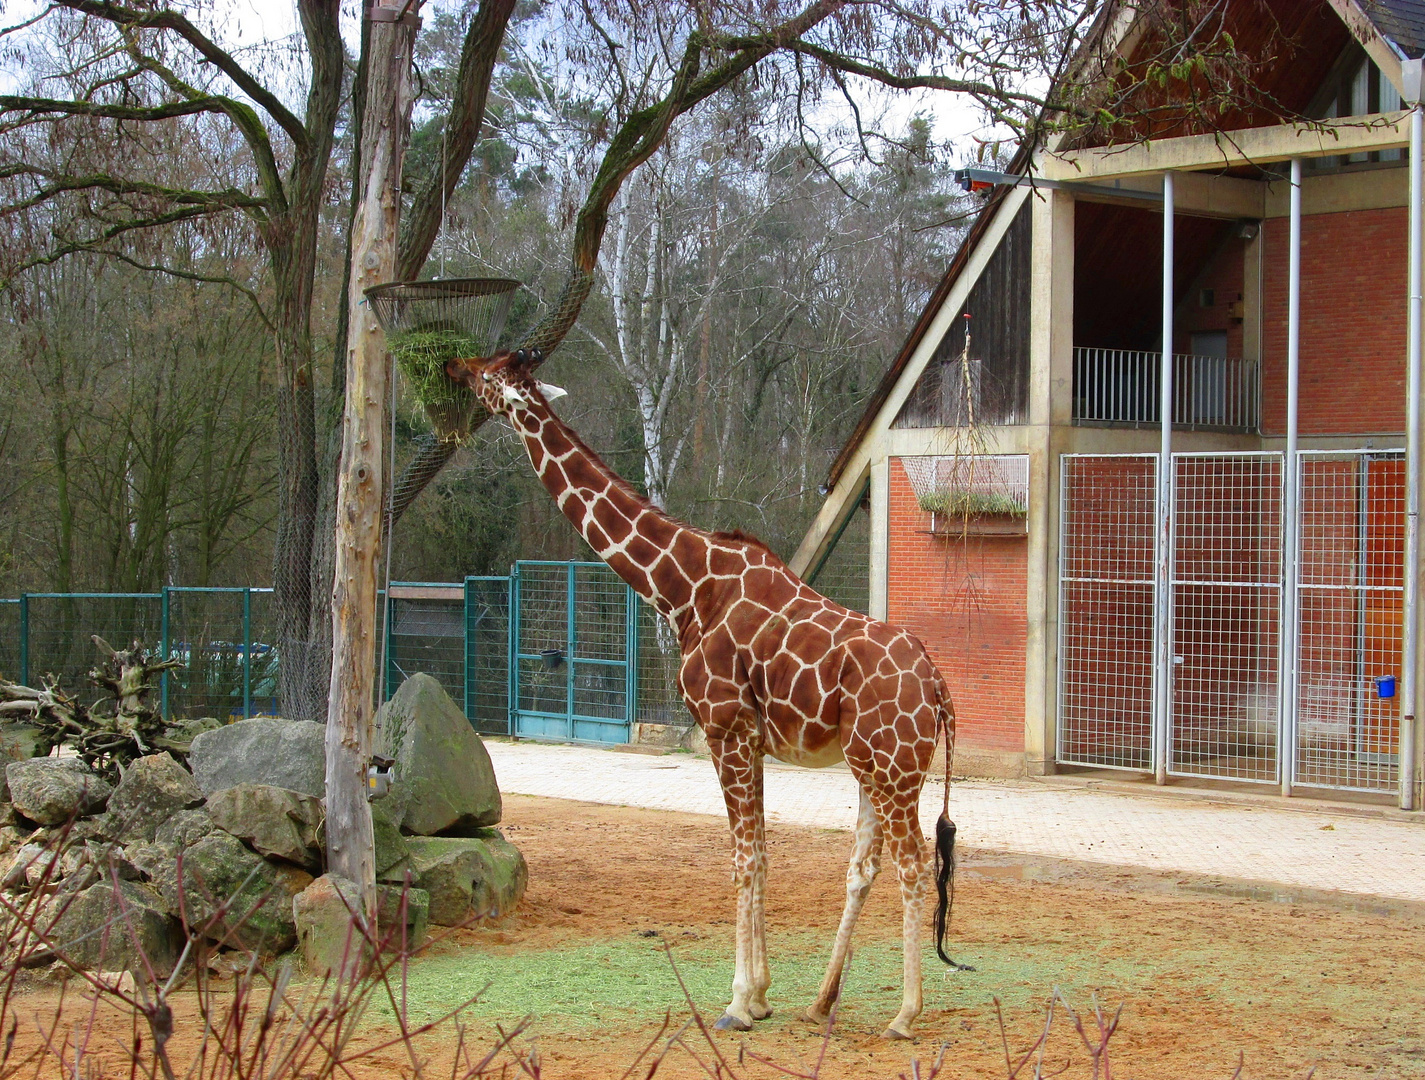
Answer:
[445,349,567,416]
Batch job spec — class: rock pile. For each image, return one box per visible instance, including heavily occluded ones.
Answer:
[0,673,526,977]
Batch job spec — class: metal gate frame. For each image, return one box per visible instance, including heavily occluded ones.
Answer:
[1293,450,1404,792]
[1056,453,1159,772]
[1166,451,1283,784]
[1059,450,1406,792]
[509,560,639,744]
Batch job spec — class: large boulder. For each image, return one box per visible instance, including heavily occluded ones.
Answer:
[368,802,411,883]
[6,758,112,825]
[107,754,204,843]
[154,807,217,849]
[403,832,526,926]
[52,880,182,975]
[188,718,325,798]
[207,784,322,870]
[375,674,500,836]
[149,832,299,953]
[292,876,430,977]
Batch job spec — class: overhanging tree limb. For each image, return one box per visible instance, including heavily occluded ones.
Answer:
[388,0,853,529]
[53,0,311,150]
[397,0,517,280]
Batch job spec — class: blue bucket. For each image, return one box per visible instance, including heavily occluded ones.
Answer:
[1373,675,1397,699]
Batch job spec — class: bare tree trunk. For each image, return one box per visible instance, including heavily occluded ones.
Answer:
[324,0,416,912]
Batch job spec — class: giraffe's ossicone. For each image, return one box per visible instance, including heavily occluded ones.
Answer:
[448,349,966,1039]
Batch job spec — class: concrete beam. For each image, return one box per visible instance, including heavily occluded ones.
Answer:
[1068,171,1266,219]
[1043,113,1411,181]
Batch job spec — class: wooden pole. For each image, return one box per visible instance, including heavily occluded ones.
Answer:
[325,0,417,913]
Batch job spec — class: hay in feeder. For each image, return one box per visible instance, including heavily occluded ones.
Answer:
[387,324,483,411]
[916,489,1027,517]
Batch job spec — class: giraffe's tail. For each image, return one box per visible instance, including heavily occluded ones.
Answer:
[932,671,972,970]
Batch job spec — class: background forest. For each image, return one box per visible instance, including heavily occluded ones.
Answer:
[0,4,969,597]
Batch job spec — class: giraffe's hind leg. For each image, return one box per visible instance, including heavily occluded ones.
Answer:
[875,791,930,1040]
[801,788,882,1025]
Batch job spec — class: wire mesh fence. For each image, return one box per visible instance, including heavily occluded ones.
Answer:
[1169,453,1283,783]
[0,599,19,683]
[1056,455,1157,771]
[166,588,278,721]
[465,577,510,736]
[24,594,164,708]
[1295,451,1404,792]
[1058,449,1406,794]
[384,586,467,712]
[636,604,686,727]
[807,484,871,616]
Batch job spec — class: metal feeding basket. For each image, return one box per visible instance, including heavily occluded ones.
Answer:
[364,277,522,437]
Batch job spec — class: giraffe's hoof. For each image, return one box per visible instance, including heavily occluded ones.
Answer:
[750,1005,773,1021]
[714,1013,753,1032]
[882,1024,915,1041]
[797,1008,829,1026]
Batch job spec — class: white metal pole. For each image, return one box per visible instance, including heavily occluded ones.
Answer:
[1281,158,1302,799]
[1402,99,1422,811]
[1154,171,1174,786]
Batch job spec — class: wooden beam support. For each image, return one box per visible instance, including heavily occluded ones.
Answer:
[1043,112,1411,181]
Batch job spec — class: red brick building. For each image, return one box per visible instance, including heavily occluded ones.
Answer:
[791,0,1425,807]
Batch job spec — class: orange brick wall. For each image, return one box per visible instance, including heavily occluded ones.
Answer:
[1261,206,1408,436]
[1176,235,1247,359]
[886,460,1026,753]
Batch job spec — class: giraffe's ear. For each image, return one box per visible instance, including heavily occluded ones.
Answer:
[536,381,567,401]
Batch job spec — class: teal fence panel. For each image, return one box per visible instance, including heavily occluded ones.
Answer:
[0,599,18,683]
[3,571,674,742]
[22,593,163,705]
[511,561,632,744]
[464,576,511,736]
[164,588,277,721]
[383,584,466,708]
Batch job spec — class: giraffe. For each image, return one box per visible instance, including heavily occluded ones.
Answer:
[446,348,964,1039]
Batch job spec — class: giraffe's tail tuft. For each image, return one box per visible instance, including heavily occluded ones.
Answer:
[932,815,972,969]
[932,669,972,970]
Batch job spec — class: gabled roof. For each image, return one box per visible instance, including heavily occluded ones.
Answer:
[1363,0,1425,57]
[821,0,1414,492]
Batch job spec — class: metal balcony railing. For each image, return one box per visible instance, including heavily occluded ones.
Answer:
[1072,347,1260,433]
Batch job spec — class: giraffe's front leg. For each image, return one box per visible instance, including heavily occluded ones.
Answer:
[705,727,768,1032]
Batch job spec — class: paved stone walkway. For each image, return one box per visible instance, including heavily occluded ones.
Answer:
[486,740,1425,905]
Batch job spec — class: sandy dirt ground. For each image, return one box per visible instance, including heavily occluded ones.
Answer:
[6,793,1424,1079]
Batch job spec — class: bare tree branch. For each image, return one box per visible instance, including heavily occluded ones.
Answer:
[53,0,310,149]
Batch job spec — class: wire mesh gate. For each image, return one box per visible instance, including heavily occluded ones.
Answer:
[1295,452,1404,792]
[1058,450,1404,791]
[510,561,636,743]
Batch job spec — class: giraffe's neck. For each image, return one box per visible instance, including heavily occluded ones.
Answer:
[507,396,705,622]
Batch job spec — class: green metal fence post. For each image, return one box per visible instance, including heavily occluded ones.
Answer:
[18,595,28,687]
[160,587,171,721]
[565,561,576,736]
[463,577,474,722]
[625,582,639,740]
[383,591,394,702]
[242,587,253,718]
[508,566,520,737]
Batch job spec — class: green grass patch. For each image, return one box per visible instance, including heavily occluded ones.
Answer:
[381,931,1158,1031]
